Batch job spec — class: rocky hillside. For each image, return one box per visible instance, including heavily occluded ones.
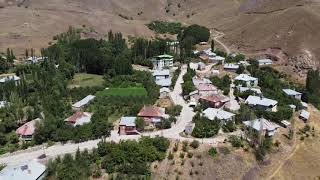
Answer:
[0,0,319,73]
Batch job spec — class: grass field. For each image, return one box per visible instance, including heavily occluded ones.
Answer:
[96,87,148,97]
[69,73,104,88]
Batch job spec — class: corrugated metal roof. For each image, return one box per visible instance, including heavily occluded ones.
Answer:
[203,108,235,121]
[119,117,136,126]
[0,160,46,180]
[245,95,277,107]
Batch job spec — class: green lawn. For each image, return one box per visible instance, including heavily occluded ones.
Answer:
[69,73,104,88]
[96,87,148,97]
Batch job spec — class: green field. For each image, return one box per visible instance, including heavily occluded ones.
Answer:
[69,73,104,88]
[96,87,148,97]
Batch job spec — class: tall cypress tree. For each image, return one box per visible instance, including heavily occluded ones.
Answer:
[211,39,215,51]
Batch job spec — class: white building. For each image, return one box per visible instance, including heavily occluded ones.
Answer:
[0,101,8,108]
[243,118,280,136]
[235,74,258,87]
[0,73,20,85]
[0,160,46,180]
[282,89,302,100]
[258,59,273,66]
[72,95,96,111]
[209,56,225,64]
[65,111,93,127]
[160,87,170,98]
[152,54,174,70]
[245,95,278,112]
[153,69,172,87]
[224,63,239,71]
[192,76,212,86]
[299,110,310,122]
[203,108,235,123]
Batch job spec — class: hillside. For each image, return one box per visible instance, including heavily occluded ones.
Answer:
[0,0,320,74]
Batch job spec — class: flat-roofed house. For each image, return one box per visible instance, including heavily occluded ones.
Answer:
[153,69,172,87]
[72,95,96,111]
[282,89,302,100]
[235,74,258,87]
[199,94,230,108]
[152,54,174,70]
[0,160,46,180]
[16,118,41,141]
[196,84,218,96]
[245,95,278,112]
[224,63,239,72]
[243,118,280,136]
[119,117,138,135]
[192,76,212,86]
[299,110,310,122]
[138,106,167,125]
[160,87,170,98]
[0,73,20,85]
[65,111,92,127]
[258,59,273,66]
[203,108,235,123]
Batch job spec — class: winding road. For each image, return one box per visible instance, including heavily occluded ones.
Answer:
[0,65,240,166]
[211,29,231,55]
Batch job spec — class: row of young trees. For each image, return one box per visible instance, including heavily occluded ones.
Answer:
[46,137,170,179]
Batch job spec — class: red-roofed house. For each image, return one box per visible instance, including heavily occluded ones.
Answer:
[196,84,218,96]
[16,118,41,140]
[199,95,230,108]
[64,111,92,127]
[138,106,167,125]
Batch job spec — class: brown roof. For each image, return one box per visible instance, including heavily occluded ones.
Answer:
[65,111,91,123]
[199,55,209,61]
[200,95,229,103]
[138,106,165,118]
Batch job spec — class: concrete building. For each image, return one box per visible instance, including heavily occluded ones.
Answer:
[282,89,302,100]
[243,118,280,136]
[0,160,46,180]
[152,54,174,70]
[258,59,273,66]
[235,74,258,87]
[0,73,20,85]
[245,95,278,112]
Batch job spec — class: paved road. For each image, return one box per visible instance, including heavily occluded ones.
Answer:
[0,66,240,165]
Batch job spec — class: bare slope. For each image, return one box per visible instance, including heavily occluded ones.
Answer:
[0,0,320,71]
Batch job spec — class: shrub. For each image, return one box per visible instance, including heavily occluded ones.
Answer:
[190,140,200,149]
[168,152,174,160]
[228,135,243,148]
[208,147,218,158]
[187,152,193,158]
[182,141,188,152]
[179,152,185,159]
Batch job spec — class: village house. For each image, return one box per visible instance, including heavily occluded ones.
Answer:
[258,59,273,66]
[197,62,206,71]
[203,108,235,123]
[238,87,262,95]
[119,116,139,135]
[196,84,218,96]
[192,76,212,86]
[151,54,174,70]
[159,87,170,98]
[72,95,96,111]
[223,63,239,72]
[235,74,258,87]
[245,95,278,112]
[153,69,172,88]
[0,160,47,180]
[199,94,230,108]
[138,106,168,126]
[0,73,20,85]
[209,56,225,64]
[299,110,310,122]
[282,89,302,100]
[26,56,47,64]
[64,111,92,127]
[16,118,41,141]
[243,118,280,136]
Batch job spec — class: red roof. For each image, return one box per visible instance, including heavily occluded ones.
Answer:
[65,111,91,123]
[138,106,165,118]
[200,95,229,103]
[196,84,217,91]
[16,118,40,136]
